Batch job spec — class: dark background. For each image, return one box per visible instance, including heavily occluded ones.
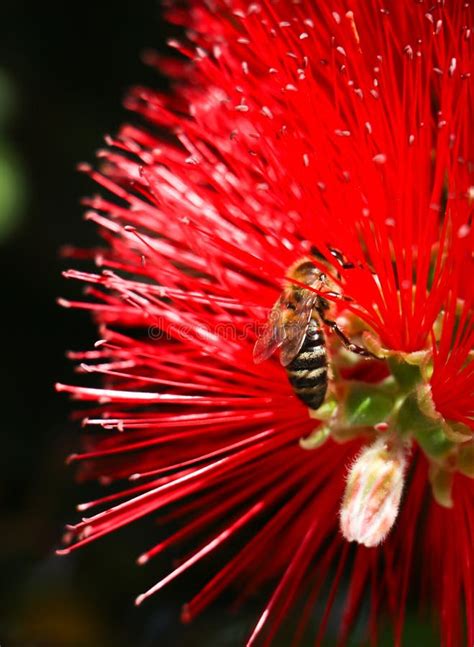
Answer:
[0,2,439,646]
[0,2,267,645]
[0,3,207,645]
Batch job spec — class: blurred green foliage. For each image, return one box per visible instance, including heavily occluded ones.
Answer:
[0,70,26,240]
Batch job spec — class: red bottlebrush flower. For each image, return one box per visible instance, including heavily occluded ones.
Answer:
[57,2,474,646]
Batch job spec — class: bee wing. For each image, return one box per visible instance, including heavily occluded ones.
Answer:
[253,301,286,364]
[279,295,316,367]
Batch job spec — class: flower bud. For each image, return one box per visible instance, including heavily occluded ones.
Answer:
[340,438,407,547]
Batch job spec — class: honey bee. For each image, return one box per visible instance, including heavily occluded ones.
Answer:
[253,256,375,411]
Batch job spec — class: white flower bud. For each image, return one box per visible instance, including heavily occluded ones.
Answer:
[340,437,407,547]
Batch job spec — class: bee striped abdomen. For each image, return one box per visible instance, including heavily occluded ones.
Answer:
[286,319,328,410]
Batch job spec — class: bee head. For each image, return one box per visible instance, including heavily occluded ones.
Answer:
[288,259,320,284]
[287,259,334,296]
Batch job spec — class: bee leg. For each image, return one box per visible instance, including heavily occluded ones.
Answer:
[329,247,356,269]
[324,290,353,303]
[328,246,375,274]
[319,314,379,359]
